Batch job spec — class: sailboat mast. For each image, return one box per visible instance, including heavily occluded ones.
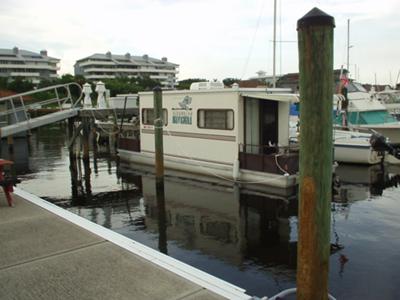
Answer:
[347,19,350,72]
[272,0,277,88]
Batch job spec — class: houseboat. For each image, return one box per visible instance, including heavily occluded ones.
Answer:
[118,85,300,193]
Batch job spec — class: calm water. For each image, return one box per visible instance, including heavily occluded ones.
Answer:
[5,124,400,299]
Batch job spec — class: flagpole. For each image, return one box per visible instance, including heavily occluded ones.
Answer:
[272,0,277,88]
[347,19,350,72]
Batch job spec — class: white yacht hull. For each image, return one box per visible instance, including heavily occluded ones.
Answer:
[334,143,382,164]
[355,124,400,143]
[333,130,381,164]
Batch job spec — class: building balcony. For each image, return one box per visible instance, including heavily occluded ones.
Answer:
[137,68,178,74]
[83,67,139,73]
[85,74,116,79]
[78,60,115,67]
[10,72,40,77]
[0,64,59,71]
[150,75,168,80]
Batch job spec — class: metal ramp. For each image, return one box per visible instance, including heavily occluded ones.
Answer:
[0,83,82,138]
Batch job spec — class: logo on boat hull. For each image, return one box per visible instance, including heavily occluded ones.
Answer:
[178,95,192,110]
[172,95,192,125]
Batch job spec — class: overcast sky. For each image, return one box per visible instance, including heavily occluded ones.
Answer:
[1,0,399,85]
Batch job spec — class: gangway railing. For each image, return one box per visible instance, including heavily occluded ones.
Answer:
[0,83,83,137]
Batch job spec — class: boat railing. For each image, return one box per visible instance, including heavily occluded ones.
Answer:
[119,136,141,152]
[0,83,83,124]
[239,143,299,155]
[238,143,299,175]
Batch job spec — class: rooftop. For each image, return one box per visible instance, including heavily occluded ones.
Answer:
[76,52,178,67]
[0,47,59,61]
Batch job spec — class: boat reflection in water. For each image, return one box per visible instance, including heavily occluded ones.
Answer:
[139,173,298,269]
[63,160,301,296]
[63,158,400,298]
[333,163,400,202]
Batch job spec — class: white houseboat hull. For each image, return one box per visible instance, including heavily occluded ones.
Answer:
[118,149,298,191]
[355,124,400,144]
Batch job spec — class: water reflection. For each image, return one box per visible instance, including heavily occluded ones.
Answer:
[138,174,297,268]
[333,164,400,202]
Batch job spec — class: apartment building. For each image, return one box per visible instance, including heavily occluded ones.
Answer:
[74,52,179,88]
[0,47,60,84]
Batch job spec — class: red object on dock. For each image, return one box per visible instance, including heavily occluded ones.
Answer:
[0,159,14,206]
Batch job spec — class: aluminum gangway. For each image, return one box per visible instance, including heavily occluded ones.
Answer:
[0,83,83,138]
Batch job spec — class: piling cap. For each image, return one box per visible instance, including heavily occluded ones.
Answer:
[297,7,335,30]
[153,86,162,92]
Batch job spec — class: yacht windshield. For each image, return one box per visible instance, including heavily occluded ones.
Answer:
[347,82,367,93]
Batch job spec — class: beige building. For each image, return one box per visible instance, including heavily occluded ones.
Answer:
[74,52,179,88]
[0,47,60,84]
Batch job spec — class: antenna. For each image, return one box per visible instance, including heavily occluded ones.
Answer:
[272,0,277,88]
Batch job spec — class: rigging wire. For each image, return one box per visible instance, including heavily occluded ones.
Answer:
[240,0,266,80]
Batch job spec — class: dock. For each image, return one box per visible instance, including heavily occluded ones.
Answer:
[0,189,251,300]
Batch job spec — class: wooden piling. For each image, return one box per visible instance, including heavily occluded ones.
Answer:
[296,7,335,300]
[153,87,164,183]
[82,117,90,160]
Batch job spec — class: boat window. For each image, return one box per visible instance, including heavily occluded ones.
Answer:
[347,82,367,93]
[197,109,234,130]
[343,110,398,125]
[142,109,168,125]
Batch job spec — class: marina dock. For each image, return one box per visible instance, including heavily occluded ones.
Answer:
[0,189,251,300]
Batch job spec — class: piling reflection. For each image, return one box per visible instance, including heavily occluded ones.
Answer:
[156,180,168,254]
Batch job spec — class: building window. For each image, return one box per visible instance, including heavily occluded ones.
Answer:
[198,109,234,130]
[142,109,168,126]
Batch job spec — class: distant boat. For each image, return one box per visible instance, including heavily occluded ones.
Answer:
[375,89,400,120]
[290,125,385,165]
[334,81,400,143]
[290,103,400,165]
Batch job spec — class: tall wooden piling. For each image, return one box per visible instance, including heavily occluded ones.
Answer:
[153,87,164,183]
[296,8,335,300]
[82,117,90,160]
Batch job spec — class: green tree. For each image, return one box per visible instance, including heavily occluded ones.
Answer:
[134,76,161,91]
[0,77,9,90]
[60,73,75,84]
[7,77,34,93]
[222,78,240,87]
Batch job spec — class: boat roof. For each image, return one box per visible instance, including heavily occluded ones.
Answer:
[241,91,299,102]
[139,88,299,103]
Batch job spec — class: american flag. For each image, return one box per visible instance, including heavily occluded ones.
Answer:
[340,73,349,87]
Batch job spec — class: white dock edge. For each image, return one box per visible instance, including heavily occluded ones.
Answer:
[14,188,252,300]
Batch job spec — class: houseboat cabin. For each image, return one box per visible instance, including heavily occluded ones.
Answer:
[118,87,299,192]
